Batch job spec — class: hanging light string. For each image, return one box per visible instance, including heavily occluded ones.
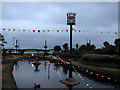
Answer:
[56,55,118,85]
[2,28,119,35]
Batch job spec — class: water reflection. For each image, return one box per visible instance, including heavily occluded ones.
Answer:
[13,60,115,88]
[63,67,68,74]
[32,61,41,72]
[68,85,73,90]
[44,60,47,70]
[48,62,50,80]
[14,61,19,71]
[29,61,31,64]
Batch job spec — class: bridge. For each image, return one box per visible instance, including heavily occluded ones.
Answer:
[2,49,54,55]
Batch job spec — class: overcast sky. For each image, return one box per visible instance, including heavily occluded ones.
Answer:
[2,2,118,49]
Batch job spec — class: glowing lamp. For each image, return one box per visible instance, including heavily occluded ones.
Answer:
[86,83,89,86]
[102,76,104,78]
[90,86,92,88]
[86,70,88,72]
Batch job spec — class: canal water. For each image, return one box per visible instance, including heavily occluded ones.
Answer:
[13,60,115,88]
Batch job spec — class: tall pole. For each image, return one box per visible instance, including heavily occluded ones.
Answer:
[67,12,76,78]
[69,24,72,78]
[44,40,47,55]
[66,12,76,78]
[16,40,17,50]
[13,37,15,49]
[15,39,19,54]
[16,40,17,53]
[119,39,120,56]
[60,12,79,86]
[45,40,47,51]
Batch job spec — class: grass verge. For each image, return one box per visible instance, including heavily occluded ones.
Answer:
[81,54,120,63]
[2,63,17,89]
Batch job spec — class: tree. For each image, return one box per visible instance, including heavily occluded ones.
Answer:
[114,39,120,55]
[54,46,62,52]
[79,45,86,51]
[103,41,110,48]
[62,43,68,52]
[114,39,120,47]
[101,45,117,55]
[76,43,79,50]
[90,45,96,50]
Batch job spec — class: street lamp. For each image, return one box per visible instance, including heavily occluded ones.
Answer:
[60,12,80,86]
[67,12,76,78]
[67,12,76,25]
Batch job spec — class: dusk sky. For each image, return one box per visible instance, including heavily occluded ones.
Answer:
[2,2,118,49]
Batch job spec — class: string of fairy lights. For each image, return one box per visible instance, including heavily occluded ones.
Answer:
[2,28,119,35]
[55,55,119,88]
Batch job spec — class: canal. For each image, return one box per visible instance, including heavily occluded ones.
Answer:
[12,60,116,88]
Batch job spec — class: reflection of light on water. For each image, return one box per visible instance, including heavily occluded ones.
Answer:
[13,61,115,88]
[57,70,62,80]
[32,64,34,67]
[32,54,34,56]
[48,62,50,64]
[13,63,32,74]
[14,72,37,84]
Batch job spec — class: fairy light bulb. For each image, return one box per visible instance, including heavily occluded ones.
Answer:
[86,70,88,72]
[90,86,92,88]
[96,74,98,76]
[102,76,104,78]
[90,72,93,74]
[86,83,89,86]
